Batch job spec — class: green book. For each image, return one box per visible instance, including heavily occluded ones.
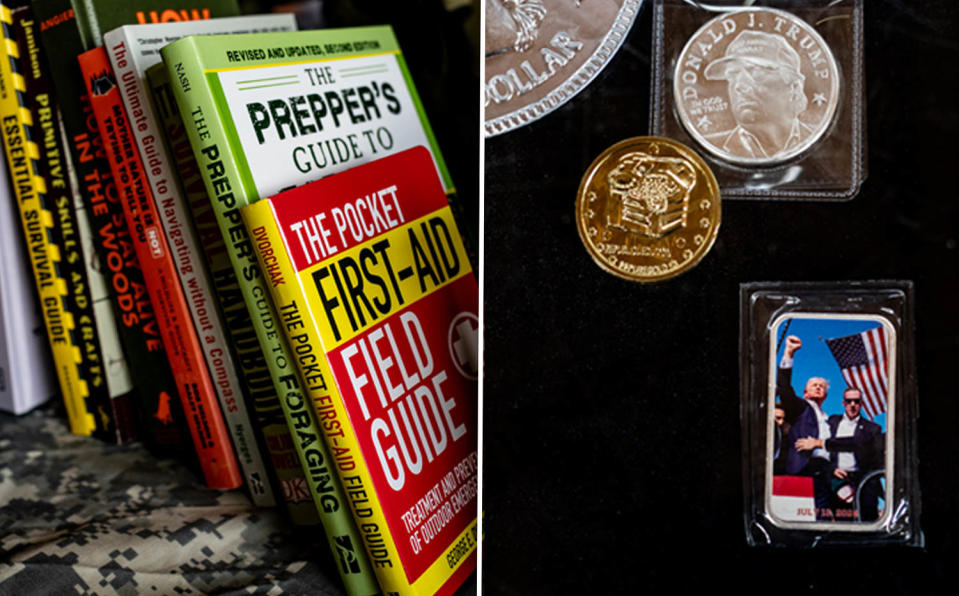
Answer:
[162,27,464,596]
[163,25,471,594]
[147,59,323,526]
[161,27,453,199]
[162,26,461,596]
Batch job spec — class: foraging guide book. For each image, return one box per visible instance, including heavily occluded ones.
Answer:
[243,146,477,595]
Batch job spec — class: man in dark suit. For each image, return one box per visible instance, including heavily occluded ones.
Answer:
[795,387,884,521]
[776,335,833,515]
[772,405,790,475]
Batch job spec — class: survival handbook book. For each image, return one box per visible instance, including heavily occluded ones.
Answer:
[243,146,478,596]
[101,13,299,508]
[147,62,324,527]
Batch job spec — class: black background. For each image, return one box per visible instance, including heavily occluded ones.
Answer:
[483,1,958,593]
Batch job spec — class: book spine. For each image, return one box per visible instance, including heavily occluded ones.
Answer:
[0,165,14,410]
[77,93,196,458]
[13,4,138,441]
[0,237,13,409]
[147,63,320,522]
[106,33,274,506]
[79,46,241,489]
[63,114,140,440]
[0,1,94,434]
[163,37,378,596]
[0,150,53,414]
[244,198,416,595]
[32,0,193,455]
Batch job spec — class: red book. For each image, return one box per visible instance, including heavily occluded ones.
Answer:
[78,46,242,490]
[244,147,478,594]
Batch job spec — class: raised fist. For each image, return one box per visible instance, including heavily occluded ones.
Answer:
[784,335,802,356]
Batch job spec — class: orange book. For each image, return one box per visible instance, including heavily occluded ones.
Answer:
[78,46,241,489]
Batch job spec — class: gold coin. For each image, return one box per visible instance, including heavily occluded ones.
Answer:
[575,137,720,282]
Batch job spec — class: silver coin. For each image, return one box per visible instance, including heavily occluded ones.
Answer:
[484,0,643,137]
[673,8,840,166]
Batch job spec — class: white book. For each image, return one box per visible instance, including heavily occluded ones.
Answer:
[0,151,56,415]
[103,14,296,505]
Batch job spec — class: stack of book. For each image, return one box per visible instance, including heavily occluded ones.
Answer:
[0,1,477,594]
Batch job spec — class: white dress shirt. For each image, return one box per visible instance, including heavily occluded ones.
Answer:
[780,354,831,460]
[835,414,860,471]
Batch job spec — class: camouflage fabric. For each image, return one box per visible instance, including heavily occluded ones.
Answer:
[0,403,342,595]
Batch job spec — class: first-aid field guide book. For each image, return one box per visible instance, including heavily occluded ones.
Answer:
[161,26,460,594]
[243,146,478,596]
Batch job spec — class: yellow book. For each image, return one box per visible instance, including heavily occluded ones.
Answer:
[0,2,92,434]
[243,146,478,596]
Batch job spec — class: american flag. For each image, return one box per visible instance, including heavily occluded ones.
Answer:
[825,325,889,418]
